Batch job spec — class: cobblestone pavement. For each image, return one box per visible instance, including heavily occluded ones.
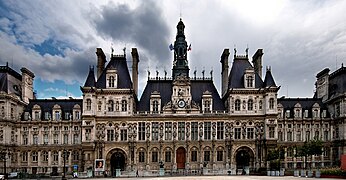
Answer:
[81,176,340,180]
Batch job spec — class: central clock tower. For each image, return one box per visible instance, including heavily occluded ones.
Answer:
[172,18,190,79]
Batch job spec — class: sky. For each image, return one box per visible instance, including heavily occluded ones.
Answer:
[0,0,346,99]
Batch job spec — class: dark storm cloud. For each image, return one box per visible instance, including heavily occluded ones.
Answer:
[92,1,171,64]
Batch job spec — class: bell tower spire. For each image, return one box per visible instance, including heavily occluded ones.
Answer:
[172,18,189,79]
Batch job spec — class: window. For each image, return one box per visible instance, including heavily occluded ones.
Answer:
[152,100,159,113]
[75,111,80,120]
[287,147,294,157]
[42,151,48,162]
[73,151,79,161]
[278,131,283,141]
[73,134,79,144]
[43,134,49,144]
[306,131,310,141]
[108,76,115,87]
[324,131,329,141]
[32,151,38,162]
[204,151,210,162]
[204,100,211,112]
[217,122,224,140]
[248,99,253,110]
[44,112,51,120]
[269,98,274,109]
[178,122,185,140]
[204,122,211,140]
[165,122,172,140]
[191,122,198,140]
[313,109,319,118]
[64,126,69,131]
[98,101,102,111]
[63,134,68,144]
[139,151,145,163]
[138,122,145,141]
[235,128,241,139]
[65,112,71,120]
[259,100,262,110]
[53,151,59,162]
[247,76,253,88]
[53,134,59,144]
[34,111,40,120]
[295,109,301,118]
[235,99,241,111]
[86,129,91,141]
[23,134,28,145]
[152,151,158,162]
[152,122,159,141]
[108,100,114,112]
[315,131,319,140]
[304,110,309,118]
[107,130,114,141]
[121,100,127,111]
[33,134,38,145]
[55,111,61,120]
[165,151,171,162]
[247,128,254,139]
[217,151,223,161]
[121,129,127,141]
[74,126,79,131]
[86,99,91,111]
[269,127,275,138]
[191,151,197,162]
[287,132,293,141]
[296,132,301,141]
[22,152,28,162]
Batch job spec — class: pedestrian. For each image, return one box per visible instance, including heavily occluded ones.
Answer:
[136,170,139,177]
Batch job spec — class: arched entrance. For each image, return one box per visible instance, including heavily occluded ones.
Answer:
[110,149,126,176]
[176,147,186,169]
[235,146,254,174]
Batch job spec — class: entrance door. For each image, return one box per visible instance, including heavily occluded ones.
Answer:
[236,150,250,169]
[110,150,126,176]
[176,147,186,169]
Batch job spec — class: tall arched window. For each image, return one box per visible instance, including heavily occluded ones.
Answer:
[248,99,253,111]
[121,100,127,112]
[247,76,254,88]
[108,76,115,87]
[235,99,241,111]
[86,99,91,111]
[108,100,114,112]
[269,98,274,109]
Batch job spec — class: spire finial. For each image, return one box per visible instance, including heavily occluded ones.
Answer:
[111,43,114,57]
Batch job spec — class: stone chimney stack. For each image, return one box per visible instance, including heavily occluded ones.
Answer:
[96,48,106,79]
[252,49,263,79]
[21,67,35,103]
[131,48,139,97]
[220,49,230,97]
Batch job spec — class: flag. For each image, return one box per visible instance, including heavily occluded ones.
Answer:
[188,44,191,51]
[169,44,174,51]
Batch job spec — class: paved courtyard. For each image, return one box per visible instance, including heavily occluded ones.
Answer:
[81,176,340,180]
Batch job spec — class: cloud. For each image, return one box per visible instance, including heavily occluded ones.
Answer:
[91,1,171,66]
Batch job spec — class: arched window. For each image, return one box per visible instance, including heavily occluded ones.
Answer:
[269,98,274,109]
[121,100,127,112]
[248,99,253,111]
[108,76,115,87]
[247,76,254,88]
[153,100,159,113]
[86,99,91,111]
[108,100,114,112]
[235,99,241,111]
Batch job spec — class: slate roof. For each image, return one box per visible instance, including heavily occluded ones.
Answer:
[0,65,22,96]
[328,66,346,100]
[24,99,83,120]
[84,67,96,87]
[228,57,263,88]
[95,56,132,89]
[263,69,276,87]
[277,98,329,118]
[137,79,225,111]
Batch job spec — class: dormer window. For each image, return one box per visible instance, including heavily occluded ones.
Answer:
[108,76,115,87]
[153,100,159,113]
[295,109,301,118]
[203,100,211,112]
[202,91,212,113]
[86,99,91,111]
[247,76,254,88]
[121,100,127,112]
[106,69,117,88]
[248,99,253,111]
[55,111,61,121]
[235,99,241,111]
[108,100,114,112]
[269,98,274,109]
[150,91,161,113]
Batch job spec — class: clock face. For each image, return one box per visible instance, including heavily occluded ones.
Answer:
[178,99,186,108]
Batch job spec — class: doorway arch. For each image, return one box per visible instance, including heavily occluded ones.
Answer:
[176,147,186,169]
[235,146,254,171]
[109,149,126,176]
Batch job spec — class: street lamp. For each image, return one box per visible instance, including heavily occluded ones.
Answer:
[0,149,12,180]
[61,149,70,180]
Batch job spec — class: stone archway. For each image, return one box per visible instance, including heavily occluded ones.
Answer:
[108,148,127,176]
[176,147,186,169]
[235,146,255,174]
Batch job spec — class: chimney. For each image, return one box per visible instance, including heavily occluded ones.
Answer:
[96,48,106,79]
[21,67,35,104]
[252,49,263,79]
[131,48,139,97]
[220,49,230,97]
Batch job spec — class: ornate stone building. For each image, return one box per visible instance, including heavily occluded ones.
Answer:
[0,19,343,177]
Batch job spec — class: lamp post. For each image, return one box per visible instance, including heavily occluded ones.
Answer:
[61,149,70,180]
[0,149,12,180]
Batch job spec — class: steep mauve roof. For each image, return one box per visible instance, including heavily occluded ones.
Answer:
[137,79,225,111]
[95,56,132,89]
[263,69,276,87]
[228,57,263,88]
[83,67,96,87]
[277,98,329,118]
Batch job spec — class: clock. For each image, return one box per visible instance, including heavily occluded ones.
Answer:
[178,99,186,108]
